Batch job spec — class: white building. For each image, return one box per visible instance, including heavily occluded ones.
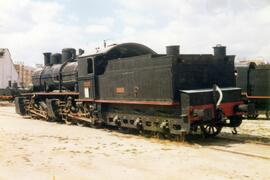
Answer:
[0,49,19,89]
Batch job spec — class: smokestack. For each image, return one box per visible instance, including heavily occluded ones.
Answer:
[43,52,51,66]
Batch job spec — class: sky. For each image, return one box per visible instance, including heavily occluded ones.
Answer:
[0,0,270,65]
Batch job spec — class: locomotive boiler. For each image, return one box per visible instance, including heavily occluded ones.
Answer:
[32,48,78,92]
[15,42,247,138]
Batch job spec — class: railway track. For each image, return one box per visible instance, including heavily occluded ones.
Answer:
[208,146,270,160]
[217,136,270,146]
[188,136,270,160]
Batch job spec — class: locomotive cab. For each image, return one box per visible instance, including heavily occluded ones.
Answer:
[77,57,96,99]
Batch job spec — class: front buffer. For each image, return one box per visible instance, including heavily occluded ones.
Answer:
[179,86,246,137]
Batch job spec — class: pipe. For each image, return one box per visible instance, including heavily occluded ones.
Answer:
[216,85,223,107]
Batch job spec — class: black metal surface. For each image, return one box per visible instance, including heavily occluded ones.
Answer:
[166,45,180,56]
[98,54,174,101]
[0,87,17,96]
[78,49,84,55]
[47,42,238,104]
[46,99,58,119]
[43,52,51,66]
[249,66,270,96]
[40,66,53,91]
[33,61,78,92]
[180,88,242,106]
[236,64,249,93]
[32,42,239,105]
[61,62,78,82]
[15,97,26,115]
[32,68,43,90]
[236,62,270,112]
[213,45,226,56]
[62,48,76,63]
[50,53,62,65]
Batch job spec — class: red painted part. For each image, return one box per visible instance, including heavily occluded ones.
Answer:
[0,96,13,100]
[246,96,270,99]
[75,98,179,106]
[189,101,243,122]
[76,98,94,102]
[22,92,79,96]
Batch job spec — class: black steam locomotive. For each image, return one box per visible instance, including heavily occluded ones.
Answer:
[236,62,270,119]
[0,82,21,102]
[15,42,247,138]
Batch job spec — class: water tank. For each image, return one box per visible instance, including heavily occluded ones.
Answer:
[43,52,51,66]
[62,48,76,63]
[166,45,180,56]
[213,44,226,56]
[50,53,62,65]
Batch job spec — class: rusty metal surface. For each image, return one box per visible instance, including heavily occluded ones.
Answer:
[0,96,13,100]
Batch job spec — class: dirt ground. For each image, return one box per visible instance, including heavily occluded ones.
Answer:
[0,104,270,180]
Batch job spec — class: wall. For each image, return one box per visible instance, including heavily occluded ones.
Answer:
[0,49,19,89]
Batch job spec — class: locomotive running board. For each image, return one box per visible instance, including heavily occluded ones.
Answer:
[22,92,79,96]
[75,99,179,106]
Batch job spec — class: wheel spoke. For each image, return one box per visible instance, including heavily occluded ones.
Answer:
[211,127,215,134]
[201,123,222,137]
[207,126,211,133]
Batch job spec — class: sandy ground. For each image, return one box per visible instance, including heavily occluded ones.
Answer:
[0,104,270,180]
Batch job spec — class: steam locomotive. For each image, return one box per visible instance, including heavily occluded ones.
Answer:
[15,42,247,138]
[236,62,270,119]
[0,82,21,102]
